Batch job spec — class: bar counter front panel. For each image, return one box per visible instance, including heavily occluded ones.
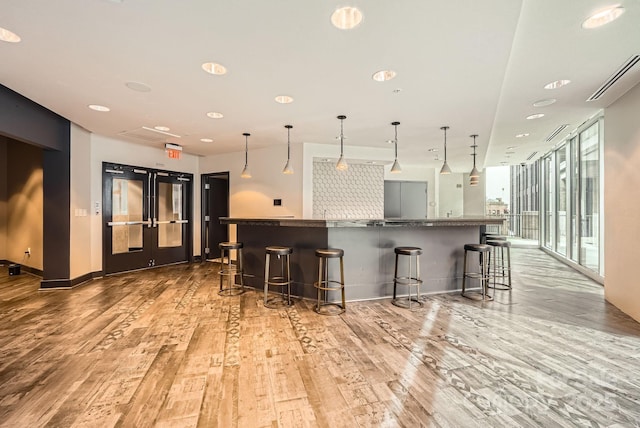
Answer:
[220,218,503,301]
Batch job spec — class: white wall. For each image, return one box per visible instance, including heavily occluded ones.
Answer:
[604,81,640,322]
[463,171,486,216]
[70,124,92,279]
[90,134,201,273]
[438,173,464,217]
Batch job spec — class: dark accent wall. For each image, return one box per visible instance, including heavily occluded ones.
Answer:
[0,84,71,284]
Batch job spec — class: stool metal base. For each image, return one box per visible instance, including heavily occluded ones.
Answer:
[392,296,424,309]
[314,250,346,316]
[218,244,245,297]
[264,251,293,309]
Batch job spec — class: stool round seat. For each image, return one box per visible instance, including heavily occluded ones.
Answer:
[395,247,423,256]
[218,242,245,296]
[219,241,243,250]
[264,246,294,308]
[315,248,344,258]
[464,243,491,252]
[462,243,492,301]
[314,248,346,315]
[487,239,512,291]
[392,246,423,310]
[266,246,293,256]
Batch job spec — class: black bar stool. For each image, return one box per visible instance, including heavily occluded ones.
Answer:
[263,246,293,308]
[487,239,512,290]
[461,243,492,301]
[392,246,423,310]
[314,248,346,315]
[218,242,245,296]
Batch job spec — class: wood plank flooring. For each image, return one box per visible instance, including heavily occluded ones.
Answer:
[1,249,640,427]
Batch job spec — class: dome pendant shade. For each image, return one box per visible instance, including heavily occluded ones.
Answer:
[241,132,251,179]
[439,126,451,175]
[390,121,402,174]
[470,165,480,178]
[283,124,294,174]
[336,115,348,171]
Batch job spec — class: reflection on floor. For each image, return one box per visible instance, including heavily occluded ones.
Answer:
[1,249,639,427]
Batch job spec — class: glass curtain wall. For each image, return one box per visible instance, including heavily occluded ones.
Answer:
[541,118,602,276]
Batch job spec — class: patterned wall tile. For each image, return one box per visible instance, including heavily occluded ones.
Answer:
[312,162,384,219]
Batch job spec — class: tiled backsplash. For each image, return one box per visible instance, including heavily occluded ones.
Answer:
[312,161,384,219]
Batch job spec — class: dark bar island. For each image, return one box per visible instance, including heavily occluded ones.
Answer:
[220,217,504,301]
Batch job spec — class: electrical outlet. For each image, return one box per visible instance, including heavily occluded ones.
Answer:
[26,248,31,256]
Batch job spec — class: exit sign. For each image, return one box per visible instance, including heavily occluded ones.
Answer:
[167,149,181,159]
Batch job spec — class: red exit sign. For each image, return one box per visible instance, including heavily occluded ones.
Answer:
[167,149,181,159]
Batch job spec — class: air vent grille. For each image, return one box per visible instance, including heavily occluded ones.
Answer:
[526,151,538,161]
[545,124,569,142]
[118,127,166,142]
[587,55,640,101]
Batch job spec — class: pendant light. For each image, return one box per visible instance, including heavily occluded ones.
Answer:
[240,132,251,178]
[390,121,402,173]
[336,115,348,171]
[283,125,294,174]
[439,126,451,174]
[469,134,480,186]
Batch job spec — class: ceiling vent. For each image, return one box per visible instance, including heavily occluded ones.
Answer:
[526,151,538,161]
[118,127,181,142]
[587,54,640,101]
[545,124,570,142]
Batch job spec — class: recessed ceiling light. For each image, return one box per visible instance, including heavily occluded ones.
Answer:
[154,126,170,132]
[206,112,224,119]
[533,98,557,107]
[200,138,213,143]
[331,6,363,30]
[201,62,227,75]
[0,27,21,43]
[372,70,397,82]
[544,79,571,89]
[393,88,402,93]
[385,139,394,144]
[88,104,110,112]
[526,113,545,120]
[582,5,625,29]
[506,146,516,150]
[516,133,529,138]
[275,95,294,104]
[125,81,151,92]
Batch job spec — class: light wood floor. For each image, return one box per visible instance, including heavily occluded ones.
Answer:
[1,249,640,427]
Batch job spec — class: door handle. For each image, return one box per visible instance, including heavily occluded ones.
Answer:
[107,220,152,226]
[155,220,189,224]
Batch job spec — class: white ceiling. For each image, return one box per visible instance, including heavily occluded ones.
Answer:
[1,0,639,171]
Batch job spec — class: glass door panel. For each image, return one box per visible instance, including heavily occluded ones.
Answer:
[580,122,600,272]
[556,145,568,256]
[112,178,145,254]
[570,137,579,262]
[152,172,191,266]
[157,182,183,248]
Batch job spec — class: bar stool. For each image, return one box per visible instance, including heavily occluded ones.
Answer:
[487,239,512,291]
[263,246,293,308]
[218,242,245,296]
[481,233,507,244]
[314,248,346,315]
[392,247,423,310]
[461,243,492,301]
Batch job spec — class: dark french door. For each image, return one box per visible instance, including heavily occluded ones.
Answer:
[103,162,192,274]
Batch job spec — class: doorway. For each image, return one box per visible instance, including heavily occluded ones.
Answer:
[201,172,229,260]
[102,162,192,274]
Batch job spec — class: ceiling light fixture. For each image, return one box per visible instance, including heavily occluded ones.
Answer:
[533,98,557,107]
[200,138,213,143]
[241,133,251,178]
[439,126,451,175]
[469,134,480,186]
[515,133,529,138]
[0,27,21,43]
[372,70,397,82]
[336,115,348,171]
[275,95,294,104]
[544,79,571,89]
[526,113,545,120]
[582,5,625,29]
[206,111,224,119]
[125,81,151,92]
[390,121,402,174]
[331,7,363,30]
[201,62,227,75]
[283,125,294,175]
[88,104,110,112]
[154,126,170,132]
